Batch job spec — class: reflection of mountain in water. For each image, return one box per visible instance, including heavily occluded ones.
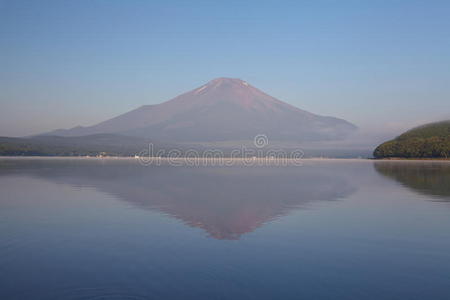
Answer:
[1,160,356,239]
[374,161,450,200]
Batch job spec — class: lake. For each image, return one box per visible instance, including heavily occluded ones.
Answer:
[1,158,450,299]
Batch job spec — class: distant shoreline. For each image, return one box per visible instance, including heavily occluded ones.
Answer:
[0,156,369,162]
[0,156,362,159]
[372,157,450,161]
[0,156,448,162]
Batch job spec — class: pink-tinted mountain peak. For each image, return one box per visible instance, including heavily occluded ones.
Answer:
[45,78,357,142]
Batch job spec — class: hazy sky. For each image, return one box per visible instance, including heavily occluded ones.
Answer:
[1,0,449,137]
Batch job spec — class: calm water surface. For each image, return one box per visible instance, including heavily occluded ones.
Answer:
[0,158,450,299]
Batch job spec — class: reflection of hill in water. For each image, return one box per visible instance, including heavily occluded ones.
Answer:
[374,161,450,200]
[1,159,356,239]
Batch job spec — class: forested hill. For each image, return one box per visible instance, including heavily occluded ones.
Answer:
[373,121,450,159]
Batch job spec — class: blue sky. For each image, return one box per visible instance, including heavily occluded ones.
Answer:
[1,0,449,137]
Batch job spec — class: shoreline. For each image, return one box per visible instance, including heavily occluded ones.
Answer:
[0,155,368,159]
[0,156,449,162]
[372,157,450,161]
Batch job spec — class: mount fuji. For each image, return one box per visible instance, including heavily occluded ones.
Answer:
[45,78,357,143]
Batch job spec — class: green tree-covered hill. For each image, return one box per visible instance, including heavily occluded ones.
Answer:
[373,121,450,159]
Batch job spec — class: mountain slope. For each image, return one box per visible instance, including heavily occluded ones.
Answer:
[46,78,357,142]
[373,120,450,158]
